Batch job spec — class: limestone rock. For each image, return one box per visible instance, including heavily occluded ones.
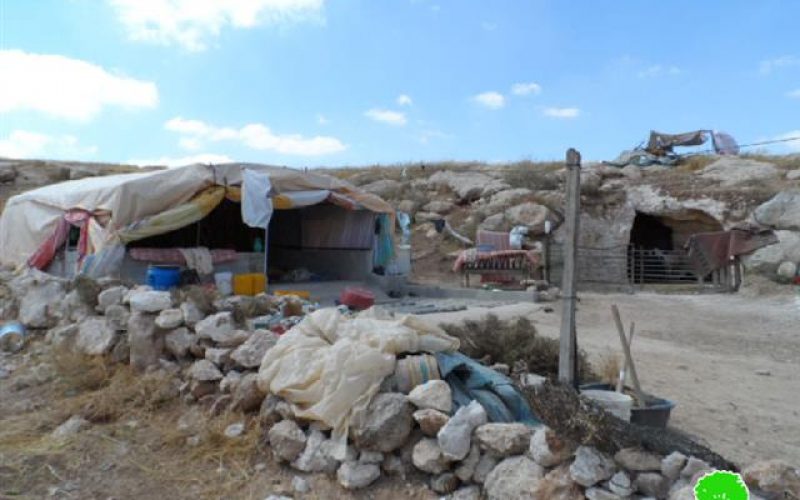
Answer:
[570,446,616,487]
[230,330,277,368]
[777,261,798,282]
[97,286,126,312]
[744,230,800,275]
[473,454,498,484]
[474,422,532,457]
[398,199,417,214]
[195,312,247,346]
[742,460,800,498]
[534,463,584,500]
[661,451,687,480]
[291,475,309,494]
[155,308,183,329]
[754,191,800,230]
[291,429,338,473]
[454,444,480,482]
[337,461,381,490]
[362,179,403,199]
[205,347,231,366]
[180,301,205,327]
[188,359,223,382]
[19,281,65,328]
[431,472,459,494]
[506,202,555,234]
[408,379,452,413]
[414,408,450,437]
[429,170,494,202]
[668,484,696,500]
[269,419,306,463]
[437,400,487,461]
[128,312,164,371]
[680,457,711,479]
[488,188,534,210]
[52,415,90,439]
[423,200,454,214]
[412,438,451,474]
[129,291,172,313]
[352,393,414,453]
[46,324,78,349]
[484,456,544,500]
[224,422,245,438]
[75,317,118,355]
[585,487,623,500]
[530,426,576,467]
[231,373,264,412]
[164,327,195,359]
[607,470,633,497]
[358,450,384,464]
[701,157,780,187]
[614,447,662,471]
[110,334,130,363]
[634,472,670,498]
[220,370,242,394]
[105,304,130,331]
[449,485,481,500]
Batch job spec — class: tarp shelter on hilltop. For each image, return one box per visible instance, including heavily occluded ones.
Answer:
[0,163,397,284]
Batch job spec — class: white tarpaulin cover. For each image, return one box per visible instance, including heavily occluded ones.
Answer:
[241,168,273,229]
[257,307,459,458]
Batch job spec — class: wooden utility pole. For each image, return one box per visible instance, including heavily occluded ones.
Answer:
[558,148,581,386]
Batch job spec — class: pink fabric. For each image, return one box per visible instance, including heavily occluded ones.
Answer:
[128,247,238,265]
[27,209,93,270]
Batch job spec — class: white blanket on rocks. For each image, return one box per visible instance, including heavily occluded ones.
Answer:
[257,307,459,458]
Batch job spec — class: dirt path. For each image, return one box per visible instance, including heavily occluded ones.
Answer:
[425,291,800,467]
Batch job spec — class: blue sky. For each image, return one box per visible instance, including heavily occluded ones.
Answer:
[1,0,798,167]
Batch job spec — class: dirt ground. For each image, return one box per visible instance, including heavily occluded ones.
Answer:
[424,289,800,468]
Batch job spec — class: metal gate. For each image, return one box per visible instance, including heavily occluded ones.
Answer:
[627,247,697,284]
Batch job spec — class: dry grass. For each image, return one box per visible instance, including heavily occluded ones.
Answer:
[442,314,596,380]
[503,166,561,191]
[597,353,622,387]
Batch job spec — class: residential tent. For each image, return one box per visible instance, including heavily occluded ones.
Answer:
[0,163,395,280]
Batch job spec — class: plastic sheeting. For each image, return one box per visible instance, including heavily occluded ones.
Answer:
[257,307,459,458]
[435,352,539,425]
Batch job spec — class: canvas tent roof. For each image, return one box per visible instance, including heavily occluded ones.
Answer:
[0,163,393,268]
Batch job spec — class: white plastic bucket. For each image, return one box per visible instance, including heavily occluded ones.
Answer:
[214,272,233,296]
[581,389,633,422]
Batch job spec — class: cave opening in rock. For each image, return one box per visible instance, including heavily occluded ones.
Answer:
[630,212,674,251]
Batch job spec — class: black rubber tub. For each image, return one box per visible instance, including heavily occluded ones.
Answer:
[580,382,676,428]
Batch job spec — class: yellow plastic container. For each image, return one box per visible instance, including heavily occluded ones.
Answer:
[273,290,311,300]
[233,273,267,296]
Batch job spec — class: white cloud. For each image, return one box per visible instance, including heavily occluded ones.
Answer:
[472,91,505,109]
[787,89,800,99]
[0,50,158,121]
[109,0,325,51]
[637,65,681,78]
[396,94,413,106]
[316,114,329,125]
[0,130,98,159]
[164,116,346,155]
[760,55,800,75]
[511,82,542,96]
[178,137,203,151]
[542,107,580,119]
[364,108,407,126]
[129,153,234,168]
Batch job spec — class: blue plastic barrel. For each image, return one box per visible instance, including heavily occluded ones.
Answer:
[146,265,181,290]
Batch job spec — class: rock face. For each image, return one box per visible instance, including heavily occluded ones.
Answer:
[128,312,163,370]
[429,170,495,202]
[438,400,487,461]
[473,423,532,457]
[268,419,306,463]
[745,230,800,275]
[352,393,414,453]
[414,408,449,437]
[361,179,403,199]
[701,157,780,187]
[742,460,800,498]
[422,200,454,214]
[129,291,172,313]
[506,202,554,233]
[229,330,277,368]
[570,446,616,487]
[754,191,800,230]
[75,317,118,355]
[530,426,576,467]
[407,379,452,413]
[484,456,544,500]
[412,438,451,474]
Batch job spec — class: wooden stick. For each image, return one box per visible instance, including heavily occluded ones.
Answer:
[611,305,645,407]
[616,321,636,392]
